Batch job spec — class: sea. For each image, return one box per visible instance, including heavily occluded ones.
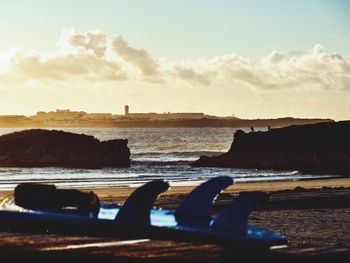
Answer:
[0,127,332,191]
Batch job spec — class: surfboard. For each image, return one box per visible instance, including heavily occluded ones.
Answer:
[0,177,286,249]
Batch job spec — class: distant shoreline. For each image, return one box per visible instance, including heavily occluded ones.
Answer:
[0,117,333,128]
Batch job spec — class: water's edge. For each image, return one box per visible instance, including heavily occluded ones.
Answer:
[0,127,335,191]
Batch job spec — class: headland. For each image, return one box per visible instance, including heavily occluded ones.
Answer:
[0,106,333,128]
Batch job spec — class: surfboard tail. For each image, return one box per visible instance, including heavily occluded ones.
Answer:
[211,192,268,235]
[174,176,233,227]
[114,180,170,226]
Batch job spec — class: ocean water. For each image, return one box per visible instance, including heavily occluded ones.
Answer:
[0,127,330,191]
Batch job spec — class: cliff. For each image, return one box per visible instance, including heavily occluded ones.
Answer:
[0,129,130,168]
[193,121,350,175]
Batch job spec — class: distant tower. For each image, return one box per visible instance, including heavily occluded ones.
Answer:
[124,105,129,115]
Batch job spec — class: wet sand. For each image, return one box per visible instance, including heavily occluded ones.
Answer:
[0,177,350,261]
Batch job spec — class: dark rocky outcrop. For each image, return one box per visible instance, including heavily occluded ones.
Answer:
[193,121,350,175]
[0,129,130,168]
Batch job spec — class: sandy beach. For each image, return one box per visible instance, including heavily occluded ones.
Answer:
[0,177,349,261]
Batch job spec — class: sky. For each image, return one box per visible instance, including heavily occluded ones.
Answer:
[0,0,349,120]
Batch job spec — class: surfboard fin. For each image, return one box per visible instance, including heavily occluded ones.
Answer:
[114,180,170,226]
[211,192,268,235]
[175,176,233,227]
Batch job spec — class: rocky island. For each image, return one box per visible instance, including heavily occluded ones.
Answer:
[193,121,350,175]
[0,129,130,168]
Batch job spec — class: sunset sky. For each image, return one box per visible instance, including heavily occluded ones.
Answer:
[0,0,349,120]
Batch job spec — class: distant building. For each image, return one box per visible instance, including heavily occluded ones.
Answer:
[120,105,208,120]
[32,109,86,121]
[81,113,113,120]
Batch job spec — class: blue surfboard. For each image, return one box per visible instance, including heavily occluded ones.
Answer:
[0,177,286,250]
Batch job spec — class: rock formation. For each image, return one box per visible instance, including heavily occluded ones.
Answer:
[193,121,350,175]
[0,129,130,168]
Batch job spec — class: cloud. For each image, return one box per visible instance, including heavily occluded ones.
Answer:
[0,28,349,91]
[170,45,350,90]
[173,66,212,85]
[9,50,127,83]
[166,59,217,86]
[264,51,284,64]
[0,29,128,83]
[112,36,159,76]
[64,29,107,58]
